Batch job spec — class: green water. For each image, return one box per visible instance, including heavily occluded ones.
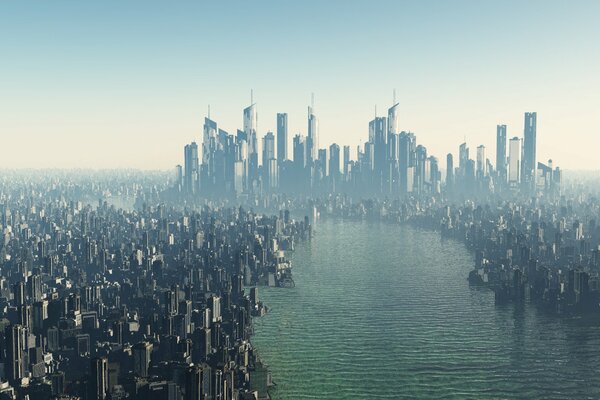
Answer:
[252,219,600,399]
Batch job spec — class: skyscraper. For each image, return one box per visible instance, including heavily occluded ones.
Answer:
[307,106,318,165]
[276,113,288,162]
[369,116,387,184]
[133,341,153,378]
[293,134,306,169]
[343,145,350,179]
[184,142,199,194]
[522,112,537,190]
[387,102,400,137]
[244,102,259,190]
[243,103,258,155]
[329,143,341,189]
[262,132,275,168]
[496,125,507,182]
[509,136,521,188]
[262,132,277,191]
[476,145,486,178]
[399,132,416,195]
[5,324,25,384]
[446,153,454,190]
[90,357,109,400]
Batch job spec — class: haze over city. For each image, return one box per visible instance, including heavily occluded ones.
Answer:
[1,0,599,170]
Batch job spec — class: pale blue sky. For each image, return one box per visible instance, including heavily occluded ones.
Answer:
[1,1,599,169]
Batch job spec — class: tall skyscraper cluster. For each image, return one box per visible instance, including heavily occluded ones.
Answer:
[176,97,443,197]
[176,99,561,198]
[448,111,561,196]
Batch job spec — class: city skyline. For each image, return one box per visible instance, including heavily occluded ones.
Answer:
[1,1,599,170]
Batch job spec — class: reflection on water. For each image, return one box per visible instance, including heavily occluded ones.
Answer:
[252,219,600,399]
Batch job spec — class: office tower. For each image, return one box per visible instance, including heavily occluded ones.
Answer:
[233,160,244,194]
[202,117,218,178]
[496,125,507,182]
[175,165,183,188]
[133,341,153,377]
[244,102,259,190]
[266,158,278,190]
[429,156,440,194]
[458,143,469,173]
[509,136,521,188]
[185,365,209,400]
[329,144,341,190]
[13,282,25,306]
[364,142,375,172]
[262,132,275,168]
[209,295,221,323]
[369,116,387,185]
[317,148,328,179]
[399,132,416,195]
[5,324,25,384]
[307,106,318,164]
[522,112,537,191]
[276,113,288,162]
[184,142,199,194]
[476,145,486,178]
[293,134,306,169]
[90,357,109,400]
[343,145,350,179]
[446,153,454,190]
[28,274,43,302]
[414,145,427,194]
[243,102,258,156]
[388,102,400,137]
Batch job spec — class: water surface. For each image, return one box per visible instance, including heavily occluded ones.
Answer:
[252,219,600,399]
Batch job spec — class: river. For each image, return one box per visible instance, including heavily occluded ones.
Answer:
[252,219,600,399]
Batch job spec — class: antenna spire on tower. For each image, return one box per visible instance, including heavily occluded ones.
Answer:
[251,89,253,105]
[393,89,396,105]
[208,104,210,119]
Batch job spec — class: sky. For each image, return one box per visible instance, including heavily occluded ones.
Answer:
[1,1,599,170]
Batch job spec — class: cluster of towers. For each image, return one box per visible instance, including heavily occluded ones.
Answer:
[176,95,444,197]
[447,112,561,197]
[176,96,560,199]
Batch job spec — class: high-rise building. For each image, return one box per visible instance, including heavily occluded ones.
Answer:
[90,357,108,400]
[133,341,153,378]
[243,103,258,156]
[459,142,469,173]
[476,145,486,178]
[522,112,537,190]
[262,132,275,168]
[329,143,341,188]
[388,102,400,137]
[496,125,507,181]
[276,113,288,162]
[307,106,318,164]
[369,116,387,182]
[446,153,454,190]
[399,132,416,195]
[343,145,350,179]
[185,365,209,400]
[293,134,306,169]
[184,142,199,194]
[414,145,427,194]
[5,324,25,384]
[244,102,259,190]
[509,136,521,188]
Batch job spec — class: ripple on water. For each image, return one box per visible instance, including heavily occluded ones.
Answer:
[252,220,600,399]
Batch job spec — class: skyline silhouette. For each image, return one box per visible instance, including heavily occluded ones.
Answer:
[1,0,599,169]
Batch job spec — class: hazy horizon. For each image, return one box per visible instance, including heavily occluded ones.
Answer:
[2,0,599,170]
